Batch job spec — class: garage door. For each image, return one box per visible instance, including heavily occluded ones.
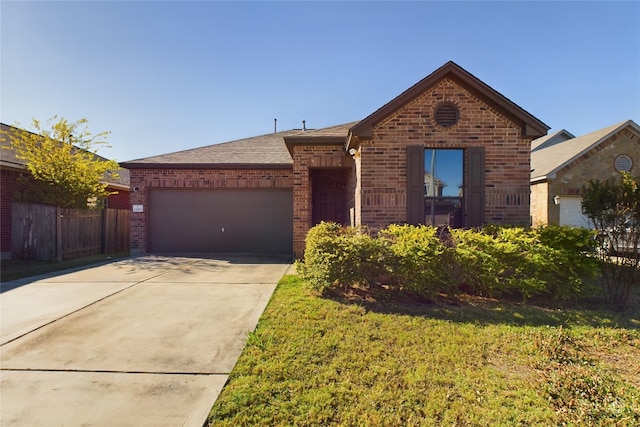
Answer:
[559,196,592,228]
[148,189,293,254]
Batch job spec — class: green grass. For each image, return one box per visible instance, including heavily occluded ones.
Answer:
[0,252,129,282]
[209,275,640,426]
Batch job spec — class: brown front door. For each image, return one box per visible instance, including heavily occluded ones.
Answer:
[311,169,347,225]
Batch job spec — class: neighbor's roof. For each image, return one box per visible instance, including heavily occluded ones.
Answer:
[0,123,28,169]
[349,61,550,143]
[0,122,129,189]
[531,119,640,182]
[122,122,357,169]
[531,129,575,152]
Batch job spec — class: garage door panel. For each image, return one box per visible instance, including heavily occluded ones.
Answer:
[559,196,592,229]
[149,190,292,254]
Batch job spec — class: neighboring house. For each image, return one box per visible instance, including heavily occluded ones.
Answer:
[0,123,130,260]
[122,61,549,257]
[530,119,640,228]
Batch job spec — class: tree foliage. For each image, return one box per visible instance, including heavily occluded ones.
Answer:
[8,116,120,208]
[582,172,640,309]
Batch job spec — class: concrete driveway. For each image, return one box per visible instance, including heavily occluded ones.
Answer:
[0,255,291,427]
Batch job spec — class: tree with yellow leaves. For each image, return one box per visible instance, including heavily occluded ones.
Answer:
[8,116,120,208]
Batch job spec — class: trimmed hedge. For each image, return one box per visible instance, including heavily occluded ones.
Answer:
[297,222,599,302]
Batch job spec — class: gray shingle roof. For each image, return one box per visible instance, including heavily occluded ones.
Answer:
[121,123,357,169]
[0,123,27,169]
[121,129,300,168]
[531,120,639,182]
[531,129,575,152]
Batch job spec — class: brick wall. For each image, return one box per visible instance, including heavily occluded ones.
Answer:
[291,145,353,257]
[0,169,36,259]
[128,167,293,254]
[359,77,532,229]
[107,189,130,210]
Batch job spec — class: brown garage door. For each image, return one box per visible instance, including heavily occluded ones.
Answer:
[148,189,293,254]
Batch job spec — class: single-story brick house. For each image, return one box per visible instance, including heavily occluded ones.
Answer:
[122,61,550,257]
[530,119,640,228]
[0,123,130,260]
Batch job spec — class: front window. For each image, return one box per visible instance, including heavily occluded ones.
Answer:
[424,149,464,227]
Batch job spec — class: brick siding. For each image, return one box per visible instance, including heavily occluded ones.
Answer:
[0,169,34,258]
[291,145,353,257]
[106,189,130,210]
[359,77,532,229]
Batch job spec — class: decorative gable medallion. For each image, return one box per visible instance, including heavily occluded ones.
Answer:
[433,102,460,129]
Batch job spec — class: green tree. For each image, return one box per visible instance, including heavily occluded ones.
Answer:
[581,172,640,309]
[8,116,120,208]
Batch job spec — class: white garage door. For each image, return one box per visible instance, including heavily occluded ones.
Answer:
[559,196,592,228]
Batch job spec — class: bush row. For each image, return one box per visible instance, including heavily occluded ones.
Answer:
[297,222,599,301]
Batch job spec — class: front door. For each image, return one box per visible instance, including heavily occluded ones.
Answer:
[311,168,348,225]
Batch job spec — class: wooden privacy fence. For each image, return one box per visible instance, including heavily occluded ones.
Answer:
[11,202,130,261]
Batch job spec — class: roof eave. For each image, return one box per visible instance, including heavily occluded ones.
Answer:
[530,174,552,184]
[0,161,26,171]
[284,135,347,156]
[120,162,293,170]
[105,182,130,191]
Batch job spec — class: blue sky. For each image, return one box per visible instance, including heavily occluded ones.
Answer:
[2,1,639,163]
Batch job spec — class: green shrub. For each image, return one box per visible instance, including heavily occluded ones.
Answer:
[297,222,388,293]
[535,226,599,300]
[451,227,552,300]
[380,224,455,298]
[298,222,602,303]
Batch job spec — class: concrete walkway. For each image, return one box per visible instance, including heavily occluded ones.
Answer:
[0,255,291,427]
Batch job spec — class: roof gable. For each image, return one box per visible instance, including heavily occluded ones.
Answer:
[531,119,640,182]
[349,61,549,140]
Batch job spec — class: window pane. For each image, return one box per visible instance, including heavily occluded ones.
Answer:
[424,149,463,197]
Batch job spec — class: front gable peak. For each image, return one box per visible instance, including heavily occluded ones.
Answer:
[349,61,549,141]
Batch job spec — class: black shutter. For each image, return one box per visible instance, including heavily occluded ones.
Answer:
[467,146,485,227]
[406,145,425,225]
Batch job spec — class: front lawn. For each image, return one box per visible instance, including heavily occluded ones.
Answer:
[208,275,640,426]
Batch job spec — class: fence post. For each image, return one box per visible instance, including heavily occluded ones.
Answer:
[56,207,63,262]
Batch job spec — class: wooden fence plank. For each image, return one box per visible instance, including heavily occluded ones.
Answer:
[104,208,130,253]
[60,208,103,259]
[11,203,57,260]
[11,203,130,261]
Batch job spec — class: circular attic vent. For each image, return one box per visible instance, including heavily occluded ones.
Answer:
[614,154,633,172]
[434,102,460,128]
